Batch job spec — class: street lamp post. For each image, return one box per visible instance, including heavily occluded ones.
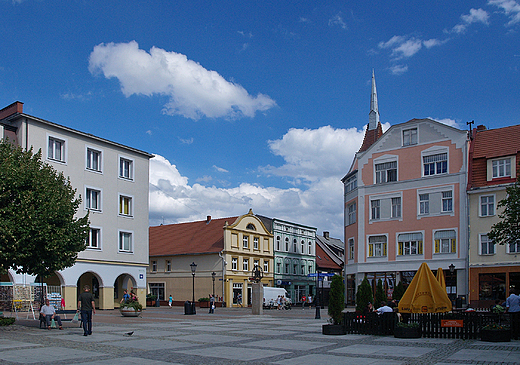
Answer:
[190,262,197,314]
[211,271,216,299]
[449,264,455,305]
[315,269,321,319]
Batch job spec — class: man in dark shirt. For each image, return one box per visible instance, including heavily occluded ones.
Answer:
[78,285,95,336]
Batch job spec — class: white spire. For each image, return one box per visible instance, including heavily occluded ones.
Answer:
[368,69,379,130]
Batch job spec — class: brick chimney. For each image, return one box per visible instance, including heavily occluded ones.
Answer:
[206,216,212,224]
[0,101,23,120]
[323,231,330,239]
[476,125,486,131]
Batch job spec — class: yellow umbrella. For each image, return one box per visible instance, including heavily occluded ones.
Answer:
[436,268,446,291]
[398,262,452,313]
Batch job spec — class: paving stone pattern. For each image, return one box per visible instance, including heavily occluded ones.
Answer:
[0,308,519,365]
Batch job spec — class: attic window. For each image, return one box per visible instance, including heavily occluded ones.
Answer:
[246,223,256,230]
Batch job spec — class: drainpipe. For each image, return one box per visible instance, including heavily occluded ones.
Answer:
[218,250,227,307]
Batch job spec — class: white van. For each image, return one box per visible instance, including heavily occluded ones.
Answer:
[263,287,290,309]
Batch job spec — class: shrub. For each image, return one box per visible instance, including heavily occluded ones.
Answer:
[392,281,406,301]
[356,276,373,312]
[120,299,142,311]
[0,317,15,326]
[328,275,345,325]
[396,321,419,328]
[198,297,210,302]
[375,279,387,306]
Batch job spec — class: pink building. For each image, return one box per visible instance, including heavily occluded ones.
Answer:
[343,73,469,305]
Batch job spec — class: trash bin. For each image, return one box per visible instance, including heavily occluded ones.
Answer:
[155,299,160,307]
[184,301,193,315]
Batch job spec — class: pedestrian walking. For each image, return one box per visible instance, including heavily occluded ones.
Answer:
[209,294,215,314]
[506,288,520,340]
[168,295,173,308]
[78,285,95,336]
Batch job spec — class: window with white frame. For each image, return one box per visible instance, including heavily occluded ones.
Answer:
[375,161,397,184]
[285,262,290,274]
[264,260,268,273]
[119,195,132,217]
[285,238,289,251]
[293,263,298,275]
[87,228,101,249]
[231,257,237,270]
[391,197,402,218]
[371,200,381,220]
[344,174,357,193]
[243,258,249,271]
[398,232,423,256]
[423,153,447,176]
[293,239,297,252]
[166,260,171,272]
[86,188,101,211]
[368,235,387,257]
[308,241,312,254]
[48,136,65,162]
[403,128,418,146]
[434,230,456,254]
[276,261,281,274]
[308,264,312,274]
[442,191,453,212]
[253,237,259,250]
[480,195,495,217]
[119,157,134,180]
[243,235,249,249]
[348,238,354,260]
[301,240,304,253]
[276,236,281,251]
[480,234,495,255]
[151,260,157,272]
[253,260,259,269]
[301,264,305,275]
[119,231,132,253]
[86,148,102,172]
[508,241,520,253]
[347,202,356,225]
[492,158,511,178]
[419,194,429,215]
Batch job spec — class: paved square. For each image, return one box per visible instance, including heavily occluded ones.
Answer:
[109,338,199,350]
[330,344,434,358]
[171,333,250,343]
[76,356,182,365]
[175,345,289,361]
[0,346,106,364]
[242,339,333,350]
[448,348,520,363]
[274,354,404,365]
[0,339,39,350]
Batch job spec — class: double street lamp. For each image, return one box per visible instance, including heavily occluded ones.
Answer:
[190,262,197,314]
[211,271,216,299]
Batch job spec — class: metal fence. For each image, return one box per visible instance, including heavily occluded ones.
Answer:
[344,311,512,339]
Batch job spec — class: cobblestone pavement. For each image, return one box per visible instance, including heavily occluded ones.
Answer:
[0,307,519,364]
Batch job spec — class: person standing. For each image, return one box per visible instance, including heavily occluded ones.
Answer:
[78,285,95,336]
[120,289,130,304]
[506,288,520,340]
[209,294,215,314]
[168,295,173,308]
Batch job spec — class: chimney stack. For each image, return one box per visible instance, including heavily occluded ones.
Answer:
[323,231,329,239]
[206,216,211,224]
[476,125,486,131]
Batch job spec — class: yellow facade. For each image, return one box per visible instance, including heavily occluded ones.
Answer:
[222,210,274,307]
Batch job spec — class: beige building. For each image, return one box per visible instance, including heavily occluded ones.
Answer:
[148,210,273,307]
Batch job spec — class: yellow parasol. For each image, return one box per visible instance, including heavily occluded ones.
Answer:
[436,268,446,291]
[398,262,452,313]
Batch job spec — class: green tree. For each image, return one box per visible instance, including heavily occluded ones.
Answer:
[392,281,406,301]
[355,276,373,312]
[328,274,345,325]
[375,279,387,307]
[0,141,89,277]
[488,176,520,249]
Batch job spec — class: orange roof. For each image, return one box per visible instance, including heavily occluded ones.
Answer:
[473,125,520,159]
[359,122,383,152]
[315,244,342,270]
[149,216,237,257]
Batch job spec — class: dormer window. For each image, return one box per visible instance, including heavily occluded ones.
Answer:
[403,128,417,146]
[492,158,511,178]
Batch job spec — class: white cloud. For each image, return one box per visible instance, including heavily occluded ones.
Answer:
[178,137,194,145]
[389,64,408,75]
[89,41,276,120]
[489,0,520,26]
[451,8,489,33]
[431,117,462,129]
[378,36,423,59]
[213,165,229,173]
[146,130,152,136]
[328,14,347,29]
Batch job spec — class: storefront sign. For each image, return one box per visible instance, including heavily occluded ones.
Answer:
[441,319,463,327]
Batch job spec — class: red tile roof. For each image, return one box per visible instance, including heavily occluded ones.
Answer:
[359,122,383,152]
[473,125,520,159]
[149,216,238,256]
[315,244,342,270]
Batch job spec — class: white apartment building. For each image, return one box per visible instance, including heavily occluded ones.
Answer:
[0,101,152,309]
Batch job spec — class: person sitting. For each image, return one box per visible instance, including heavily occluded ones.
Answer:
[363,302,374,315]
[491,299,505,314]
[40,299,63,330]
[376,301,393,314]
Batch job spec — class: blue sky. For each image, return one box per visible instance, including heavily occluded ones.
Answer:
[1,1,519,238]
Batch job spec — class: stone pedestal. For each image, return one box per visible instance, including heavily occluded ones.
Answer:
[251,283,264,315]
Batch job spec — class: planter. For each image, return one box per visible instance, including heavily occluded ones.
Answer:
[120,307,142,317]
[322,324,346,335]
[199,301,210,308]
[394,326,421,338]
[480,329,511,342]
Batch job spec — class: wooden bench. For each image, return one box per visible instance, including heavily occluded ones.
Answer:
[39,310,80,329]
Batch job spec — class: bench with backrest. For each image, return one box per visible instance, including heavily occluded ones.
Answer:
[39,309,80,329]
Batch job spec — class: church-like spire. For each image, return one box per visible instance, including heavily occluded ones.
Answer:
[368,69,379,130]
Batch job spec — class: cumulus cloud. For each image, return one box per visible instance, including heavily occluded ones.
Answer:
[88,41,276,120]
[451,8,489,33]
[389,64,408,75]
[489,0,520,26]
[378,36,445,60]
[431,117,462,129]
